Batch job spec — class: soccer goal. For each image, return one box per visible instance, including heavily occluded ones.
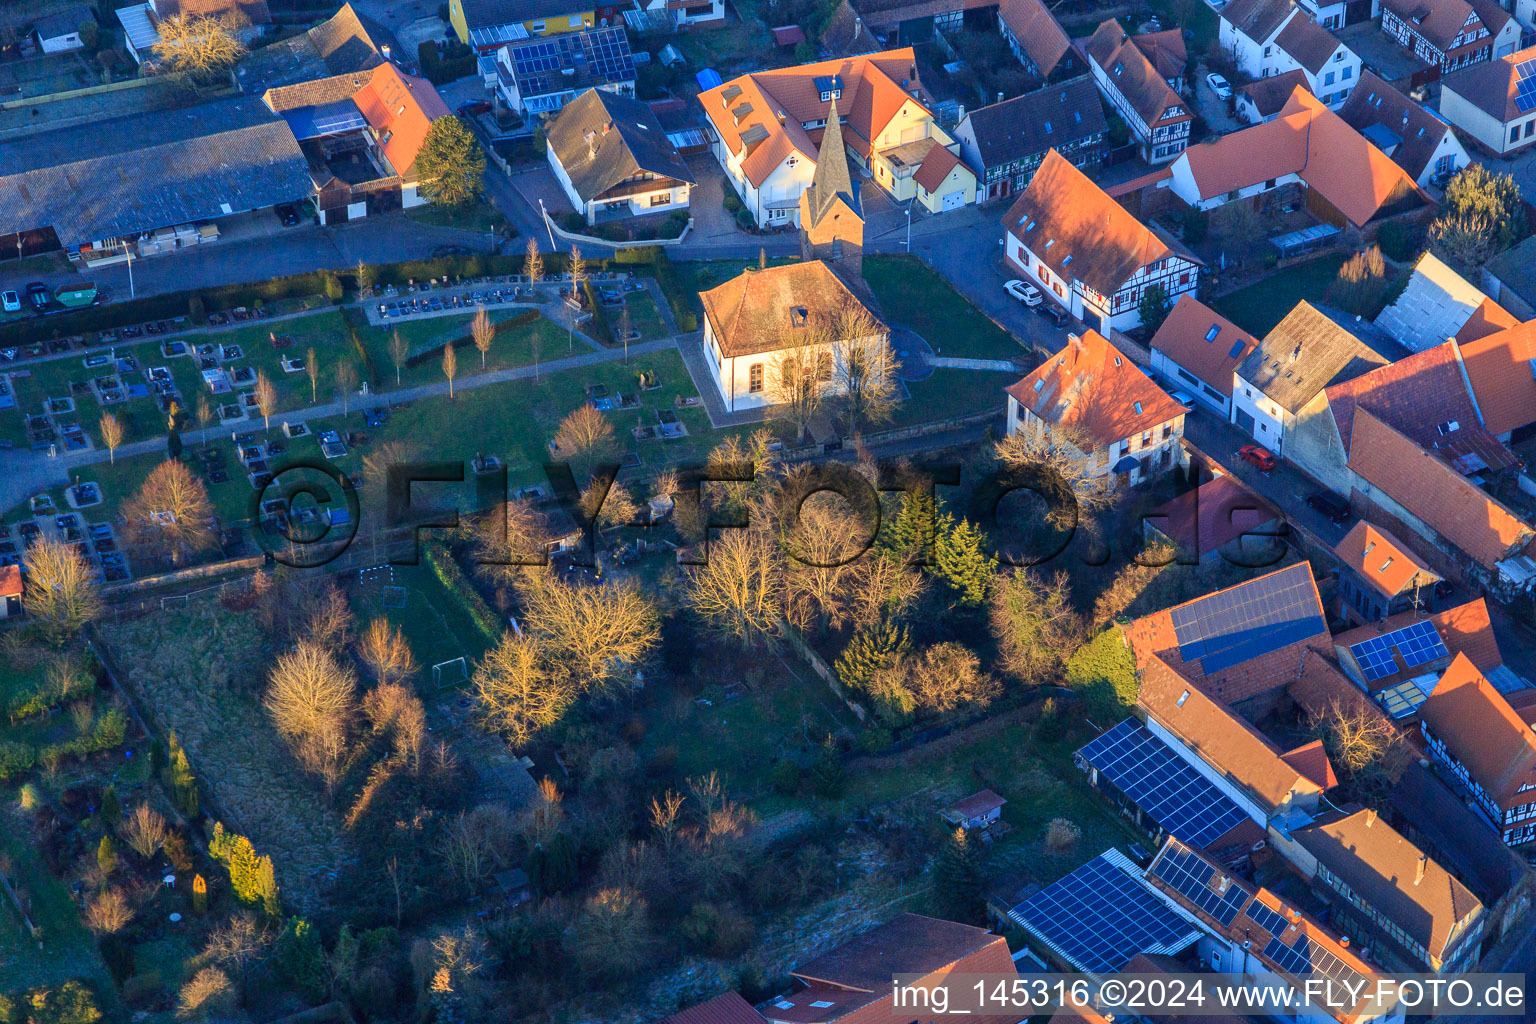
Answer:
[432,657,468,688]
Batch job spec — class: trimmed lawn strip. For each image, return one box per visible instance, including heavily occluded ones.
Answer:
[863,255,1025,360]
[1211,254,1346,337]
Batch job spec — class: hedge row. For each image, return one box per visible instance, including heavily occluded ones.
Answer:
[6,664,95,724]
[422,542,504,649]
[0,710,128,782]
[402,309,541,368]
[580,280,614,345]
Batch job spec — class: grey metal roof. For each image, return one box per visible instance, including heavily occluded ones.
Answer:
[545,87,693,203]
[234,3,384,93]
[0,97,313,247]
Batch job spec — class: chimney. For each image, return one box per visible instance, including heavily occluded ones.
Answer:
[1364,809,1377,827]
[1290,342,1302,362]
[1415,854,1428,885]
[602,121,612,135]
[997,91,1004,104]
[1340,936,1350,948]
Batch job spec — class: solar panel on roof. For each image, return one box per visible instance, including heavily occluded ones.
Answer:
[1261,934,1367,990]
[1149,845,1248,926]
[1014,853,1198,974]
[1515,58,1536,113]
[1169,566,1324,675]
[1078,720,1249,848]
[1246,900,1292,939]
[1347,620,1448,682]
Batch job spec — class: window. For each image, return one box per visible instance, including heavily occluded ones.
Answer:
[1263,44,1273,56]
[1342,65,1352,79]
[1325,71,1335,85]
[1526,120,1534,138]
[748,363,764,392]
[1511,125,1520,144]
[569,14,582,26]
[530,19,545,31]
[649,193,670,207]
[1265,178,1276,189]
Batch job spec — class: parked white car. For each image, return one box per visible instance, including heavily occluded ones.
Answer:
[0,291,18,313]
[1167,389,1196,410]
[1206,73,1232,100]
[1004,279,1043,307]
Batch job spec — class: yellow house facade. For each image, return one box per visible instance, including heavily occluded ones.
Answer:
[449,0,601,45]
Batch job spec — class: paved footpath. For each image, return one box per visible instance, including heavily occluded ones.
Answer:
[0,337,679,514]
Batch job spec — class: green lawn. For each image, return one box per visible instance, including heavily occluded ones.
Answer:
[863,255,1026,360]
[1211,254,1347,336]
[0,811,112,996]
[351,562,495,685]
[403,200,505,234]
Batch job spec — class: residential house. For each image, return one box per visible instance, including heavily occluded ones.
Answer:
[1339,71,1467,186]
[544,88,693,225]
[1135,29,1188,90]
[32,6,93,53]
[1082,19,1192,163]
[1144,472,1280,568]
[493,27,636,117]
[1167,88,1429,239]
[629,0,725,32]
[1456,320,1536,441]
[1125,560,1332,714]
[1219,0,1360,107]
[1144,838,1407,1024]
[0,565,20,619]
[1229,301,1387,457]
[821,0,881,55]
[761,913,1025,1023]
[1235,69,1312,123]
[449,0,621,49]
[1380,0,1519,77]
[940,789,1006,829]
[262,63,452,222]
[1419,653,1536,846]
[997,0,1083,81]
[1374,251,1493,350]
[1346,408,1536,592]
[697,261,884,414]
[699,51,962,228]
[1333,521,1442,624]
[1001,149,1201,331]
[233,3,384,94]
[1331,598,1507,694]
[1455,295,1522,342]
[1148,294,1259,416]
[1003,330,1187,491]
[1480,233,1536,316]
[1441,45,1536,155]
[838,0,995,46]
[953,76,1107,201]
[1285,336,1516,500]
[0,96,312,267]
[1279,807,1486,972]
[116,0,270,65]
[663,993,767,1024]
[910,142,977,211]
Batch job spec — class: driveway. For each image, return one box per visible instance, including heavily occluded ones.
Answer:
[1191,66,1245,136]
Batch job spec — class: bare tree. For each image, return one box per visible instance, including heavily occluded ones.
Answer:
[516,573,659,694]
[994,426,1116,528]
[358,619,417,688]
[552,404,616,473]
[580,480,638,532]
[524,237,544,286]
[442,342,458,398]
[202,913,272,986]
[23,537,102,638]
[572,887,653,982]
[776,481,873,631]
[265,641,357,784]
[120,460,217,565]
[334,360,358,416]
[177,966,235,1021]
[362,681,427,769]
[120,804,168,860]
[86,888,134,935]
[567,247,586,354]
[307,347,321,403]
[99,412,124,464]
[768,318,831,444]
[388,331,408,387]
[360,439,420,559]
[253,370,277,433]
[295,579,355,651]
[471,306,494,369]
[1091,540,1174,628]
[649,789,685,857]
[1310,696,1414,802]
[195,395,214,450]
[472,633,577,745]
[471,499,553,587]
[829,304,897,432]
[150,11,248,77]
[876,642,998,713]
[681,524,783,644]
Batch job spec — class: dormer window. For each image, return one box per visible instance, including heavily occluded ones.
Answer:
[1438,420,1460,434]
[1062,254,1073,265]
[1205,324,1220,341]
[1177,689,1190,706]
[790,306,809,326]
[1113,61,1124,76]
[1044,120,1052,132]
[1044,238,1055,249]
[1363,541,1376,556]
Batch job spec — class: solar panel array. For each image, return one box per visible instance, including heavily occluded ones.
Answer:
[1516,57,1536,113]
[1245,899,1293,940]
[510,27,634,96]
[1348,619,1448,682]
[1077,720,1249,848]
[1015,854,1196,973]
[1262,934,1367,990]
[1148,845,1248,926]
[1170,565,1324,675]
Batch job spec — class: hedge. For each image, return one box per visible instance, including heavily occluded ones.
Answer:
[643,249,700,332]
[580,280,614,345]
[0,709,127,781]
[422,541,504,648]
[402,309,541,368]
[7,666,94,724]
[342,310,379,385]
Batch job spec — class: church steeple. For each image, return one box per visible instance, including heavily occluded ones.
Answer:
[798,94,864,278]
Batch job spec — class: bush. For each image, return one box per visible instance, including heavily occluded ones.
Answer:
[1064,629,1138,722]
[1376,219,1425,262]
[0,740,36,781]
[581,280,614,345]
[1182,209,1208,244]
[562,212,587,233]
[769,759,801,794]
[735,207,756,230]
[722,190,742,213]
[322,271,344,304]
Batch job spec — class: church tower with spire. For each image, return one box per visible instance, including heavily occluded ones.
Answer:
[797,95,864,279]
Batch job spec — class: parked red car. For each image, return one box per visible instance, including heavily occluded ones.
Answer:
[1238,444,1277,472]
[457,100,491,116]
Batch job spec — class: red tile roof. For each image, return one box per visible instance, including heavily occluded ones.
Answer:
[1456,319,1536,437]
[1146,473,1274,556]
[1418,652,1536,809]
[699,261,881,359]
[1333,599,1503,687]
[1002,149,1200,299]
[997,0,1072,76]
[1453,297,1520,344]
[663,992,767,1024]
[772,24,807,44]
[0,564,19,598]
[352,63,451,176]
[947,789,1006,819]
[1132,28,1186,80]
[1148,294,1257,397]
[1179,88,1424,228]
[913,142,963,193]
[1280,738,1338,790]
[1382,0,1510,55]
[1237,69,1312,119]
[1345,409,1533,570]
[156,0,271,24]
[1443,44,1536,123]
[1333,521,1440,599]
[1005,330,1185,447]
[699,51,929,187]
[1083,20,1189,131]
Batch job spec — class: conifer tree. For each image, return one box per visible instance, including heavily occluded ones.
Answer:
[834,620,910,694]
[934,517,998,605]
[97,836,117,875]
[934,826,986,923]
